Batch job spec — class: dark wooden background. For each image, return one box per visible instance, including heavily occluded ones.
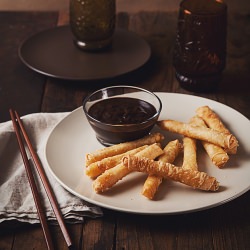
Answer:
[0,9,250,249]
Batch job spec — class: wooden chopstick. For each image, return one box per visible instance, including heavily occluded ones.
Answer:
[9,109,54,250]
[10,109,73,249]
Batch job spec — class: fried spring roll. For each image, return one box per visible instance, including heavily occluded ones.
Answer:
[123,155,219,191]
[182,117,199,171]
[196,106,238,154]
[142,139,182,199]
[182,137,198,170]
[93,143,164,193]
[157,140,182,164]
[85,132,164,166]
[157,120,238,151]
[86,145,148,179]
[191,116,229,168]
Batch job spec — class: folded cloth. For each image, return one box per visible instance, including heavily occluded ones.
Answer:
[0,112,102,224]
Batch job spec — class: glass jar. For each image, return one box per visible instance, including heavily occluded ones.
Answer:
[173,0,227,92]
[70,0,116,51]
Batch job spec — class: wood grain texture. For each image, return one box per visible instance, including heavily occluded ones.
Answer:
[0,12,58,122]
[0,10,250,250]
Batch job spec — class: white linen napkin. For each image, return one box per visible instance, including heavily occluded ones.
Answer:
[0,112,102,224]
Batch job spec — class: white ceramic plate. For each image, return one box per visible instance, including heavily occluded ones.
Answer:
[45,93,250,214]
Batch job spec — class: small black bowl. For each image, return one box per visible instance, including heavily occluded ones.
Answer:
[83,85,162,146]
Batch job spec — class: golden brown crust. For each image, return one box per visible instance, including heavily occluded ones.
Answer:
[123,155,219,191]
[182,113,199,172]
[182,137,198,170]
[190,116,229,168]
[142,140,182,199]
[86,145,148,179]
[93,143,164,193]
[196,106,238,154]
[157,120,238,152]
[157,139,183,163]
[141,175,163,199]
[196,106,230,132]
[85,132,164,166]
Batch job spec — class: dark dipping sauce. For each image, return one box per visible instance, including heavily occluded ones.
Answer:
[87,97,159,145]
[88,97,157,125]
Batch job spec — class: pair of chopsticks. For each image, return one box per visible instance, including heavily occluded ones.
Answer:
[9,109,73,250]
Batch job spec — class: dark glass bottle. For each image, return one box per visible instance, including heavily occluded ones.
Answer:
[173,0,227,92]
[70,0,116,51]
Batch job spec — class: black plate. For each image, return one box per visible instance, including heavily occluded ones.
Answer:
[19,26,151,81]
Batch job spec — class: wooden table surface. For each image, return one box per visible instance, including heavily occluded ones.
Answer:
[0,9,250,250]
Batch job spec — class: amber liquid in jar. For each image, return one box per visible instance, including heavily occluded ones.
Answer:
[70,0,116,51]
[173,0,227,92]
